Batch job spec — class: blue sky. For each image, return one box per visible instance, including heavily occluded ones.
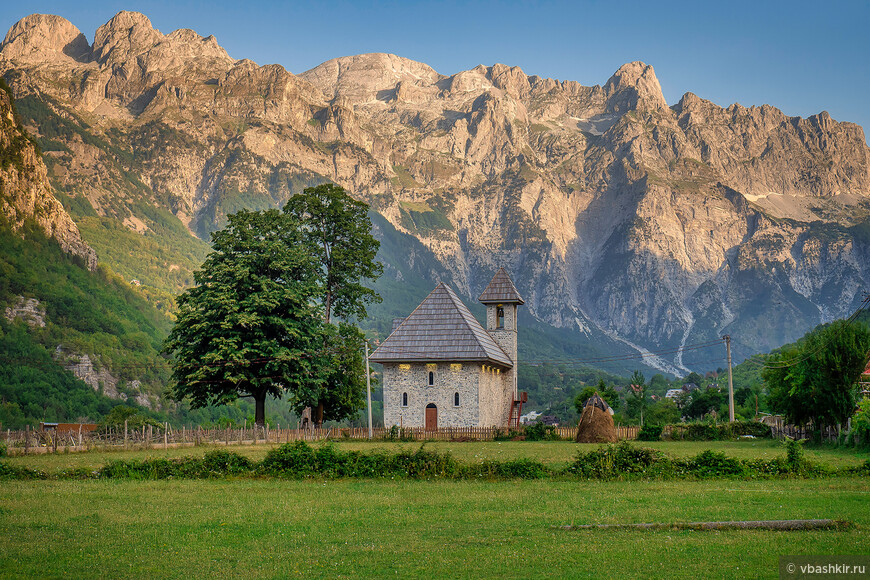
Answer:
[3,1,869,140]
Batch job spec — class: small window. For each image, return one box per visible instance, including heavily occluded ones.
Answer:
[402,392,408,407]
[496,306,504,329]
[454,392,460,407]
[428,371,434,386]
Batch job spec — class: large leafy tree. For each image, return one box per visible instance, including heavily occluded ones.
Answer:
[164,209,323,426]
[283,184,382,424]
[765,319,870,437]
[283,183,383,324]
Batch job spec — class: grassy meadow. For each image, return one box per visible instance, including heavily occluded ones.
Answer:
[1,440,868,579]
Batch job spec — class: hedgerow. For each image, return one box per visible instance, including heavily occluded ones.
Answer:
[0,439,859,481]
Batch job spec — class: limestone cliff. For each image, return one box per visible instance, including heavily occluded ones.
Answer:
[2,11,868,370]
[0,79,96,269]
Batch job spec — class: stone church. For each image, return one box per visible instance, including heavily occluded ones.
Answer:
[370,268,524,429]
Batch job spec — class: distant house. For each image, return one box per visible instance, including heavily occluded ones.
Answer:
[371,269,524,429]
[520,411,543,425]
[665,389,684,399]
[539,415,559,426]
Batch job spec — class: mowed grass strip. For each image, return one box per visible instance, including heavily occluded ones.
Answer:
[5,439,869,472]
[1,478,868,579]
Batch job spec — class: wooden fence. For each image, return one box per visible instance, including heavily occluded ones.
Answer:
[0,424,641,455]
[3,421,845,456]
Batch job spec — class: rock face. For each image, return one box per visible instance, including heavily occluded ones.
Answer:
[4,296,46,327]
[0,81,96,269]
[2,11,869,369]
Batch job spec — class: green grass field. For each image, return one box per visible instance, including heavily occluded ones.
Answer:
[2,441,868,578]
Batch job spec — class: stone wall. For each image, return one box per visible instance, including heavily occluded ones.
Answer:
[382,361,515,428]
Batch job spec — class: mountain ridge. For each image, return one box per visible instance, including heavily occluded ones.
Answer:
[2,11,868,373]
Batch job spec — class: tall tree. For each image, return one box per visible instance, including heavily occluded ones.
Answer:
[288,322,369,422]
[283,184,382,425]
[625,370,648,425]
[765,319,870,437]
[574,379,620,414]
[283,183,383,324]
[163,209,323,426]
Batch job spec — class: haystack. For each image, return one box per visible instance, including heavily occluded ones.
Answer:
[575,393,618,443]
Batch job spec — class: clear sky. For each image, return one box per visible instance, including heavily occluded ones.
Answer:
[2,1,869,140]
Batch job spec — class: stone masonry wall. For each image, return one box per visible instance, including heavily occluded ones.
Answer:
[383,362,483,428]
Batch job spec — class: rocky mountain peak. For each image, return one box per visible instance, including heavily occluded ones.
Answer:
[92,11,233,69]
[604,61,668,113]
[1,14,90,64]
[300,53,442,103]
[92,11,160,64]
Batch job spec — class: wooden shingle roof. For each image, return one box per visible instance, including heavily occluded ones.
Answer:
[370,283,513,367]
[478,268,524,304]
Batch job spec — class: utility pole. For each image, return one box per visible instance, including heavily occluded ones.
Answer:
[365,341,373,439]
[724,335,734,422]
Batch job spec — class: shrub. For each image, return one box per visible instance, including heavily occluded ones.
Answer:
[98,451,254,479]
[637,423,663,441]
[492,428,523,441]
[390,446,460,479]
[568,441,665,479]
[0,440,7,458]
[524,422,560,441]
[687,450,745,477]
[848,399,870,449]
[384,425,415,442]
[0,461,46,480]
[260,441,317,476]
[667,420,771,441]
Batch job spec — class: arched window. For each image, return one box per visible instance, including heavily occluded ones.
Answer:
[454,392,460,407]
[428,371,434,386]
[496,306,505,329]
[402,392,408,407]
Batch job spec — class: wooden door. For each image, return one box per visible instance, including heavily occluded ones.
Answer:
[425,404,437,430]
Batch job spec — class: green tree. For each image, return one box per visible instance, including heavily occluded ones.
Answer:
[765,319,870,438]
[283,183,383,324]
[574,379,620,414]
[288,322,369,423]
[164,209,323,426]
[645,398,681,425]
[625,370,648,425]
[283,184,382,424]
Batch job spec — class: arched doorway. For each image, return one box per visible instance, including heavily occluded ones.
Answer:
[425,403,437,431]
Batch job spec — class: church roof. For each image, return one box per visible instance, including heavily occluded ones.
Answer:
[478,268,524,304]
[370,283,513,367]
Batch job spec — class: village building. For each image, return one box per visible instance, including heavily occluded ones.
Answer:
[370,268,524,429]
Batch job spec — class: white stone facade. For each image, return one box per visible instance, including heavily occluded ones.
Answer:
[382,361,512,428]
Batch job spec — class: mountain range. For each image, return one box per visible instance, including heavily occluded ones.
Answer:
[1,10,868,384]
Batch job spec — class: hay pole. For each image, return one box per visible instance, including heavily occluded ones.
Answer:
[557,519,851,531]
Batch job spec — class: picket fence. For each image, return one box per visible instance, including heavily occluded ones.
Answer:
[0,424,641,455]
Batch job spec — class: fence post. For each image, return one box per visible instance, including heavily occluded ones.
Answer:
[52,429,58,453]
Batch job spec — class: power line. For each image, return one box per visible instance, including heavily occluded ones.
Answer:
[742,294,870,370]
